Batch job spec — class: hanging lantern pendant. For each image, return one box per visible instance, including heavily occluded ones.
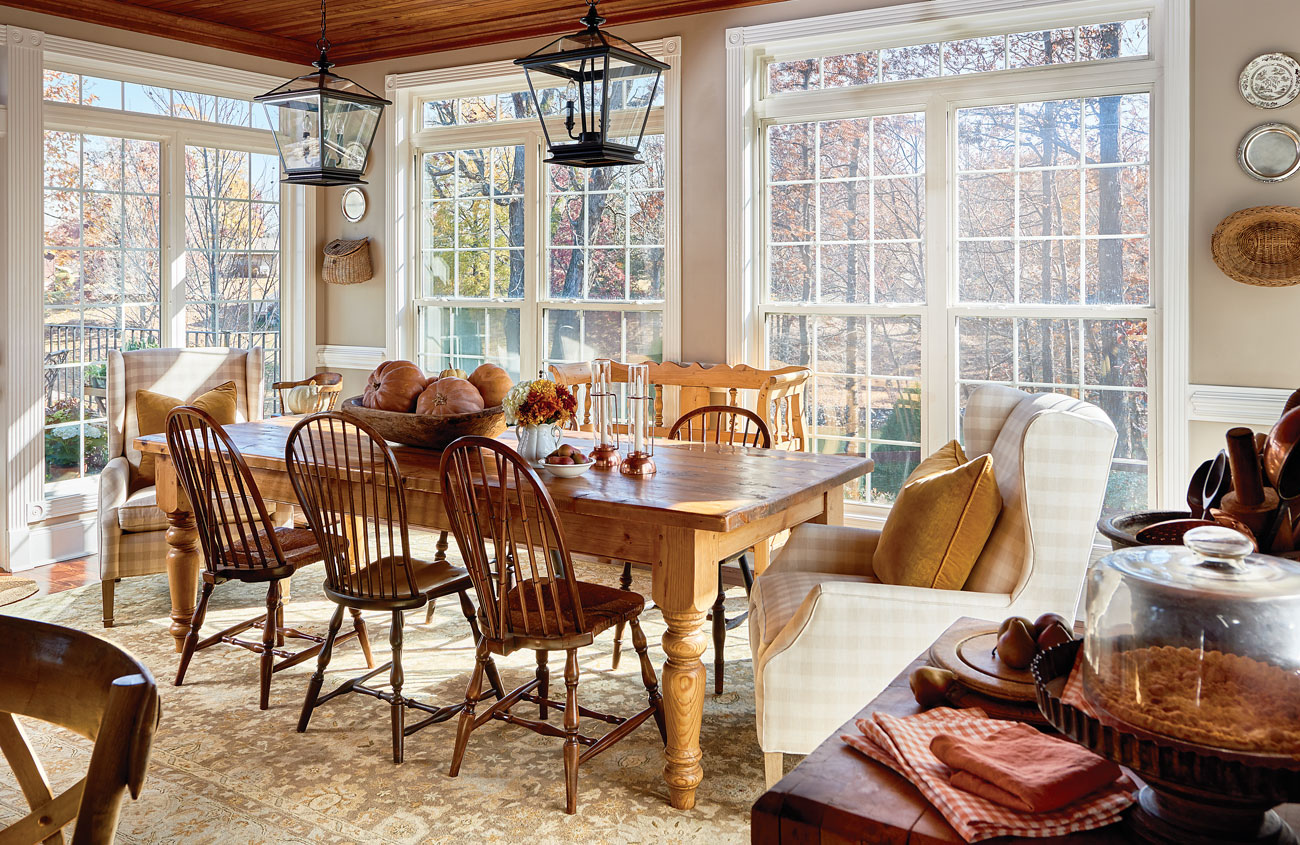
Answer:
[255,0,391,186]
[515,1,669,168]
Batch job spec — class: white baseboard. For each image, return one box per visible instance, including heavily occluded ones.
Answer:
[6,516,97,572]
[1187,384,1293,427]
[316,344,386,371]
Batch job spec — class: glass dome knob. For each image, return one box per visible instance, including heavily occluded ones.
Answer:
[1184,525,1254,571]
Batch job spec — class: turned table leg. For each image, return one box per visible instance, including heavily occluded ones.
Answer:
[654,527,717,810]
[156,458,201,654]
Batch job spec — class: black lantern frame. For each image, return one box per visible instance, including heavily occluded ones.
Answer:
[515,2,670,168]
[255,2,390,186]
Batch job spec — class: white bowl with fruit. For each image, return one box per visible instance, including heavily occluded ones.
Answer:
[538,444,596,477]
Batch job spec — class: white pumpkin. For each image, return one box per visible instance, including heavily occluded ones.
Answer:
[285,384,321,414]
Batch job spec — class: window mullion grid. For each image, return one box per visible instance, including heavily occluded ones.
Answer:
[921,94,947,459]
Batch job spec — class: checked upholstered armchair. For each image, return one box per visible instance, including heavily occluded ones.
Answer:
[749,385,1118,781]
[98,347,284,627]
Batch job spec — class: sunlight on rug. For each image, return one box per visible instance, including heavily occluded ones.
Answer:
[0,544,761,844]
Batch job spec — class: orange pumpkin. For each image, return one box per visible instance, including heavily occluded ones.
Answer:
[468,363,513,407]
[362,360,428,412]
[416,377,485,417]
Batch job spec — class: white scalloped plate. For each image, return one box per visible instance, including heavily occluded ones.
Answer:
[1240,52,1300,109]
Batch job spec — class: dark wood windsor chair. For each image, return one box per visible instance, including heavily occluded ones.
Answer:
[285,412,502,764]
[166,406,372,711]
[439,436,666,814]
[0,616,159,845]
[610,404,772,693]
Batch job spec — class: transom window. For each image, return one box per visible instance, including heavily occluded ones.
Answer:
[43,70,273,130]
[752,13,1155,514]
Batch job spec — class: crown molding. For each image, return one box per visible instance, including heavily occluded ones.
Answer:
[1188,384,1293,427]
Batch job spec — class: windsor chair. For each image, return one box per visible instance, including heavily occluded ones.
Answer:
[439,436,666,814]
[271,372,344,415]
[166,406,371,710]
[285,413,502,763]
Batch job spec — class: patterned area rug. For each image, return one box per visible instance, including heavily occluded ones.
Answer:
[0,544,764,843]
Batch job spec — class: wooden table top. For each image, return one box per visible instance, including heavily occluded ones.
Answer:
[752,616,1300,844]
[136,417,873,534]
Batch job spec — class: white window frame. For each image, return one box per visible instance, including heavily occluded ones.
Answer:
[385,37,683,377]
[726,0,1189,521]
[3,30,312,568]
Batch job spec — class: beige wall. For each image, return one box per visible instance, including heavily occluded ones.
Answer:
[1188,0,1300,464]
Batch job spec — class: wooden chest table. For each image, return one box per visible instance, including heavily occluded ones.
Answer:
[752,616,1300,843]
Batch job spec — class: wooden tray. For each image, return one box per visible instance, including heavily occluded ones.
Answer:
[928,626,1037,703]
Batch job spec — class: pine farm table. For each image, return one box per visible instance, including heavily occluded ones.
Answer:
[136,416,873,810]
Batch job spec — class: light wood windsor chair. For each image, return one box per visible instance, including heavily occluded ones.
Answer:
[285,412,502,763]
[272,372,344,415]
[166,405,372,710]
[439,436,666,814]
[0,616,160,845]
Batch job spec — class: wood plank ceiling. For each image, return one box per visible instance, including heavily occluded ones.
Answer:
[8,0,784,64]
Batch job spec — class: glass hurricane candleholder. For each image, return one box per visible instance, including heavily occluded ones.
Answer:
[590,358,620,469]
[621,363,655,477]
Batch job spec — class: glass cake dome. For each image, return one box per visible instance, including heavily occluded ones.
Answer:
[1082,525,1300,756]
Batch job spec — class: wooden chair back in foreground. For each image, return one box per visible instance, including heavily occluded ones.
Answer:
[548,361,809,451]
[166,405,367,710]
[272,372,344,415]
[0,615,159,845]
[668,404,773,449]
[285,413,491,763]
[439,436,665,813]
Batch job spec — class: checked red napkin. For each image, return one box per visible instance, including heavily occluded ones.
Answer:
[842,707,1134,842]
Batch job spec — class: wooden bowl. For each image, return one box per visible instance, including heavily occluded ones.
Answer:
[1097,510,1195,551]
[339,396,505,451]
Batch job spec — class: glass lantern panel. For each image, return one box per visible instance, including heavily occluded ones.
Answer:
[604,55,659,146]
[266,93,323,173]
[321,96,381,174]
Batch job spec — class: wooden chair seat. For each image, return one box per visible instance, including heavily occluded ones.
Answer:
[505,579,645,639]
[226,526,322,569]
[365,556,474,598]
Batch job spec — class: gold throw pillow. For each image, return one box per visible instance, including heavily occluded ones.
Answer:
[872,440,1001,591]
[135,381,238,484]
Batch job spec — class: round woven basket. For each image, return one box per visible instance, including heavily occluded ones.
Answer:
[1211,205,1300,287]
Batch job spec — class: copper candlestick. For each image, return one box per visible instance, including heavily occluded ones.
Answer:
[619,451,656,476]
[620,363,655,477]
[589,358,621,470]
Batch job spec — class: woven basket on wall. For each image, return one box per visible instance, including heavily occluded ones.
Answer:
[322,237,373,285]
[1211,205,1300,287]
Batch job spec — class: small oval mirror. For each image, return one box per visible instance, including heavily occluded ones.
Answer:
[341,186,367,222]
[1238,123,1300,182]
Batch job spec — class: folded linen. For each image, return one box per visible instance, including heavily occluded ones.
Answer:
[841,707,1133,842]
[931,722,1123,812]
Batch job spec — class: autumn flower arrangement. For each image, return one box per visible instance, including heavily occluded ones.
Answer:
[502,379,577,427]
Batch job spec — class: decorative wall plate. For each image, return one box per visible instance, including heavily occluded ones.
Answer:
[1238,123,1300,182]
[1240,53,1300,109]
[341,186,367,222]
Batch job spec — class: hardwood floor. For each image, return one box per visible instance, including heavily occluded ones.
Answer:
[4,557,98,597]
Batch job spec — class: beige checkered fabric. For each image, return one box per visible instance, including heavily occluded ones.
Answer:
[99,348,266,586]
[749,385,1117,755]
[117,487,168,533]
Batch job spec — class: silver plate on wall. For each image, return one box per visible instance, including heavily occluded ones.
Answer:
[341,186,367,222]
[1238,123,1300,182]
[1240,53,1300,109]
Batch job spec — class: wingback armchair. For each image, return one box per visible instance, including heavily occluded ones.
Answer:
[98,347,275,627]
[749,385,1118,779]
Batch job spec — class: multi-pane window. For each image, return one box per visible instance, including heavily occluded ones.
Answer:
[43,70,272,130]
[43,132,162,484]
[184,147,284,408]
[767,18,1149,93]
[417,145,525,379]
[757,18,1155,513]
[412,81,671,381]
[544,136,666,368]
[956,94,1151,509]
[764,114,925,503]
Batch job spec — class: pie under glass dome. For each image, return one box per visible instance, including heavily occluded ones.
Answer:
[1082,525,1300,757]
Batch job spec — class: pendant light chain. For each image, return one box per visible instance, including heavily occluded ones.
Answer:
[317,0,331,54]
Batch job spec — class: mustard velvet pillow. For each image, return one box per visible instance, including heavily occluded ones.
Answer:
[872,440,1002,591]
[135,381,238,484]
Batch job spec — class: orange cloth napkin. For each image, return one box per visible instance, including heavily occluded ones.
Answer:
[930,722,1123,812]
[842,707,1134,842]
